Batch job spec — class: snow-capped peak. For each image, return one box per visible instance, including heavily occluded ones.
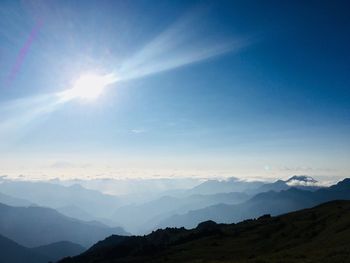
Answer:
[286,175,318,186]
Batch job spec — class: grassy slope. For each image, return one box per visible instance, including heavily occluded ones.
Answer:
[60,200,350,263]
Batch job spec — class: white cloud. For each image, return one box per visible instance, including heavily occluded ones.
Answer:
[130,129,146,134]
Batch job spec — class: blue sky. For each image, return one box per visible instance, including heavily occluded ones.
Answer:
[0,0,349,180]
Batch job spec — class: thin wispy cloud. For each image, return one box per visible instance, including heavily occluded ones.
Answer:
[130,129,147,134]
[49,161,91,169]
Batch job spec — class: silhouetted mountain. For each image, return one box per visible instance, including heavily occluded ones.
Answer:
[0,181,122,219]
[32,241,85,263]
[0,203,129,247]
[112,192,250,233]
[187,177,264,195]
[157,178,350,229]
[59,200,350,263]
[0,234,48,263]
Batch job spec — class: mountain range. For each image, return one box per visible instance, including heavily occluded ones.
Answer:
[0,181,123,219]
[59,200,350,263]
[0,176,347,262]
[111,175,324,233]
[157,178,350,229]
[0,176,322,235]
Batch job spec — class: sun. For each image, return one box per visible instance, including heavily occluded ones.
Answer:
[58,73,116,102]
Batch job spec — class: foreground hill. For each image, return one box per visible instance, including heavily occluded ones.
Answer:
[0,203,129,247]
[60,200,350,263]
[158,178,350,229]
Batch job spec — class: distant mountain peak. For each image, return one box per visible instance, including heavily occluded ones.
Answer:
[227,177,240,182]
[286,175,318,186]
[332,178,350,190]
[339,178,350,184]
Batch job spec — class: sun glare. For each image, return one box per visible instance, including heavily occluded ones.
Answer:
[58,73,116,102]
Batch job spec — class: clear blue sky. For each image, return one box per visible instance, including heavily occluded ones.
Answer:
[0,0,349,180]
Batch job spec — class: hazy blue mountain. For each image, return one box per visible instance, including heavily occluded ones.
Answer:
[157,178,350,229]
[248,179,290,194]
[0,192,34,207]
[111,176,321,234]
[32,241,85,262]
[187,177,265,195]
[57,205,118,228]
[57,205,101,222]
[0,181,122,218]
[0,203,129,247]
[0,234,49,263]
[112,192,250,234]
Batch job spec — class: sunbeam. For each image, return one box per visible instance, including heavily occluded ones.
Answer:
[0,9,249,140]
[0,95,60,142]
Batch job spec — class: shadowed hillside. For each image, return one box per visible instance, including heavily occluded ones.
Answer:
[0,234,49,263]
[0,234,85,263]
[59,200,350,263]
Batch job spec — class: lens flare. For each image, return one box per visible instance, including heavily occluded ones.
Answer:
[58,73,116,102]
